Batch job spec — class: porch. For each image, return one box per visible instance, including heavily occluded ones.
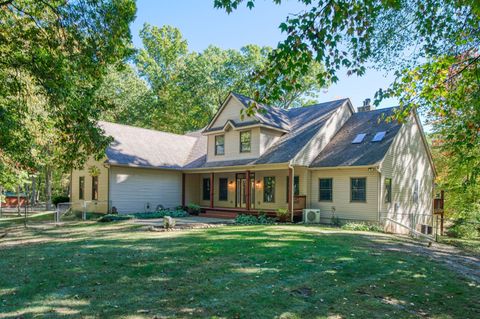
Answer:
[182,167,308,220]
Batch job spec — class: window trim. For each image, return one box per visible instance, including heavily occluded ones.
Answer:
[350,177,367,203]
[263,176,276,203]
[219,178,228,201]
[384,177,392,203]
[215,135,225,155]
[91,176,98,201]
[79,176,85,200]
[239,130,251,153]
[318,178,333,202]
[202,178,211,201]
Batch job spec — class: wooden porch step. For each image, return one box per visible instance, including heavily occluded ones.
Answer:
[201,210,238,219]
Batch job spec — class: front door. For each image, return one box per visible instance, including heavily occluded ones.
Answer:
[236,173,255,209]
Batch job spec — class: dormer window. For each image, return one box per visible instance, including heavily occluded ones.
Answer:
[240,130,251,153]
[215,135,225,155]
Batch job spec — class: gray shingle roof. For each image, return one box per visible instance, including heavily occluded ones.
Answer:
[99,95,400,171]
[309,107,402,167]
[184,98,349,168]
[231,92,291,131]
[99,121,198,169]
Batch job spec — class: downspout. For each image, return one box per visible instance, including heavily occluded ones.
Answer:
[376,166,381,224]
[289,162,294,222]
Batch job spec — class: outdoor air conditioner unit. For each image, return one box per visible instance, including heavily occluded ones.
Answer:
[303,209,321,224]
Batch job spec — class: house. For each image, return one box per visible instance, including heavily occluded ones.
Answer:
[70,92,436,233]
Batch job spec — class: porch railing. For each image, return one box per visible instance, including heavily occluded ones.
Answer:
[293,195,306,210]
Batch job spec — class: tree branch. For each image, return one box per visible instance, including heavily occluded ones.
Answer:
[0,0,14,7]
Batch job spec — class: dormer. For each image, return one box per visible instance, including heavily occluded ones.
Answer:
[203,93,290,162]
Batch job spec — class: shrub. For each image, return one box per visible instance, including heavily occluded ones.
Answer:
[341,222,383,232]
[331,215,342,227]
[276,208,289,222]
[132,209,188,219]
[98,214,133,222]
[448,218,480,239]
[52,195,70,206]
[235,214,276,225]
[186,203,201,215]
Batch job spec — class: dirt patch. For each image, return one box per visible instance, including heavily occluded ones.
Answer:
[371,236,480,284]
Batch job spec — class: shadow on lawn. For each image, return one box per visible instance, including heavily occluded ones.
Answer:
[0,224,479,318]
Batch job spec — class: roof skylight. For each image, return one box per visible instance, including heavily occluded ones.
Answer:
[352,133,367,144]
[372,131,386,142]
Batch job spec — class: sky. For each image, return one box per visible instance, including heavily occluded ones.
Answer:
[131,0,399,110]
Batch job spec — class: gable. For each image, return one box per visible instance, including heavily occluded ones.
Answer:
[205,94,256,131]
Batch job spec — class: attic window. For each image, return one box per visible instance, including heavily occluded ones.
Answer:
[352,133,366,144]
[372,131,386,142]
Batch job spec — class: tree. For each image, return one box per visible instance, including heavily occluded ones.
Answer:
[133,24,326,133]
[98,64,157,129]
[0,0,136,190]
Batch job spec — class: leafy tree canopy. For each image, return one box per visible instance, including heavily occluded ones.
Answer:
[125,23,326,133]
[0,0,136,185]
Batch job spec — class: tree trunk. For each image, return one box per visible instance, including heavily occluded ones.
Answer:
[31,175,36,208]
[17,185,21,216]
[0,185,3,218]
[45,167,52,211]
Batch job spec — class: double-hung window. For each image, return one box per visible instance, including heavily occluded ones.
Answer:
[240,131,251,153]
[351,178,367,202]
[202,178,211,201]
[215,135,225,155]
[319,178,333,201]
[219,178,228,201]
[263,177,275,203]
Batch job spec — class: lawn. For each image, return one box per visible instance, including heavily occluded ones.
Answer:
[0,222,479,319]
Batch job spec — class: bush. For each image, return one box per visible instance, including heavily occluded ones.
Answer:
[331,215,341,227]
[276,208,289,222]
[98,214,133,222]
[186,203,201,215]
[52,195,70,206]
[132,209,188,219]
[235,214,276,225]
[341,222,383,232]
[448,218,480,239]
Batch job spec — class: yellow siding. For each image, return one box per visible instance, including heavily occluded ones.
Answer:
[207,127,261,162]
[293,101,352,165]
[310,167,379,221]
[184,173,200,205]
[260,128,283,154]
[211,96,254,126]
[70,157,109,213]
[379,115,435,234]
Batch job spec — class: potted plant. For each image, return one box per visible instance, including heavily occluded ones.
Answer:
[186,203,201,215]
[276,208,289,223]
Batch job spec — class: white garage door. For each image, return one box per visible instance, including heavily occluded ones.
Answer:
[109,166,182,214]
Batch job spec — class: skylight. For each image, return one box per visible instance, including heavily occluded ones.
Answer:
[352,133,367,144]
[372,131,386,142]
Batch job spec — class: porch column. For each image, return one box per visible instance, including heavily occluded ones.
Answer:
[181,173,186,208]
[288,167,294,214]
[210,172,214,208]
[246,170,251,211]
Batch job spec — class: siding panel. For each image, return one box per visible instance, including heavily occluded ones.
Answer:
[310,168,379,221]
[109,167,182,213]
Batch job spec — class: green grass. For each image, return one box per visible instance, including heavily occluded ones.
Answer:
[440,236,480,256]
[0,223,479,318]
[0,211,56,227]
